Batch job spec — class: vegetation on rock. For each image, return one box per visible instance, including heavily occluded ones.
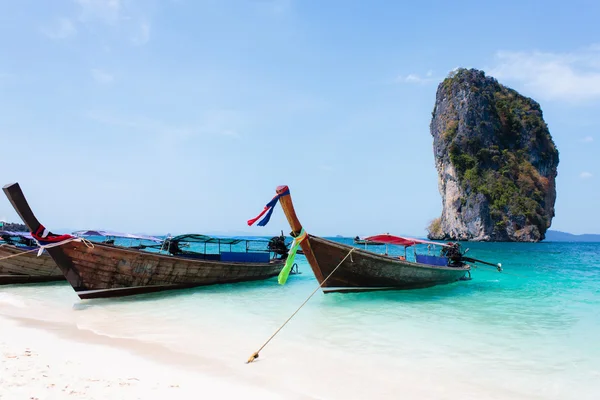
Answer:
[426,217,443,238]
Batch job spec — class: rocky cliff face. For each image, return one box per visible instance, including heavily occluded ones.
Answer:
[427,68,559,242]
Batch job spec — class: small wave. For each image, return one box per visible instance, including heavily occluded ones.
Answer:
[75,322,136,340]
[0,292,27,308]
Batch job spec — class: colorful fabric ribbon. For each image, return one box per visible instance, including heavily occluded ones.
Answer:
[31,225,78,254]
[247,188,290,227]
[278,228,307,285]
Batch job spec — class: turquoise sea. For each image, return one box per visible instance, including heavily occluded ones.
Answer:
[1,238,599,399]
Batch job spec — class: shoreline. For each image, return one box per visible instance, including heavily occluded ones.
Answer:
[0,313,302,399]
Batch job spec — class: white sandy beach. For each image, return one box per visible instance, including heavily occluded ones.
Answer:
[0,316,289,400]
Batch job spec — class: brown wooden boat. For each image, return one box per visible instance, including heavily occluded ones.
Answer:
[0,243,63,284]
[254,185,472,293]
[3,182,286,299]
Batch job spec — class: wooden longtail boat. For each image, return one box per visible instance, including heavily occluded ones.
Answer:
[0,231,63,284]
[256,185,472,293]
[2,182,286,299]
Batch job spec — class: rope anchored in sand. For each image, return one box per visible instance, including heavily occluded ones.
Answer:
[246,247,355,364]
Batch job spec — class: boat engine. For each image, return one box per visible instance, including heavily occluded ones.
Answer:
[441,242,465,267]
[167,239,183,255]
[268,233,289,259]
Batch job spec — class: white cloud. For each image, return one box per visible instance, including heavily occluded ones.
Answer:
[88,111,186,133]
[41,17,77,39]
[220,129,240,138]
[74,0,152,45]
[90,68,114,84]
[489,45,600,102]
[396,73,435,84]
[86,109,242,141]
[581,136,594,143]
[0,73,14,84]
[75,0,121,23]
[253,0,292,16]
[86,111,195,154]
[580,172,593,179]
[131,21,151,45]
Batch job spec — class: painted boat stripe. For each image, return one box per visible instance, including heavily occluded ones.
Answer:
[322,286,397,292]
[76,285,174,295]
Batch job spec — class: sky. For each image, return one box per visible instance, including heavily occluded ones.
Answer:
[1,0,599,237]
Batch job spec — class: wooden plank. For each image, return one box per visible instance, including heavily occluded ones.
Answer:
[0,245,62,279]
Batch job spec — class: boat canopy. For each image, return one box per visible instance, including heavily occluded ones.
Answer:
[363,234,450,248]
[169,234,270,245]
[0,230,33,239]
[72,230,163,243]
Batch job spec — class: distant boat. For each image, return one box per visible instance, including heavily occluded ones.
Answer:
[253,185,503,294]
[0,230,62,284]
[353,236,385,246]
[71,229,168,251]
[3,182,288,299]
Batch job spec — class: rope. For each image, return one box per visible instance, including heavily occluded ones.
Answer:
[34,236,94,256]
[0,236,95,260]
[246,247,356,364]
[0,247,40,261]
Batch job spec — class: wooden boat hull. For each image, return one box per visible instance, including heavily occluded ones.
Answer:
[0,245,63,285]
[2,182,285,299]
[308,236,469,292]
[55,241,284,299]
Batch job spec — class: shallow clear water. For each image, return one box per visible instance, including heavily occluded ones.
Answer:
[1,239,599,399]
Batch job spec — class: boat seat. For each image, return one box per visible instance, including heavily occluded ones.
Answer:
[220,252,270,263]
[415,254,449,267]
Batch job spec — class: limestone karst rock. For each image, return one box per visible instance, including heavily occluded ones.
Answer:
[427,68,559,242]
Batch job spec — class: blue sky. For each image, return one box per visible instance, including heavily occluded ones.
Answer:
[1,0,599,237]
